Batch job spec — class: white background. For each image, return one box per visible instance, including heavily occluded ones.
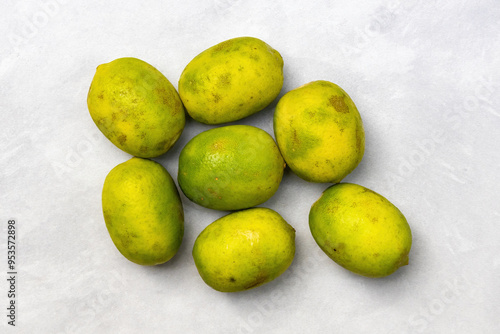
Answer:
[1,0,499,333]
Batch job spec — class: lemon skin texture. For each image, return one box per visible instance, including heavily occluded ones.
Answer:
[177,125,285,211]
[274,80,364,183]
[193,208,295,292]
[309,183,412,278]
[88,57,185,158]
[178,36,284,124]
[102,157,184,265]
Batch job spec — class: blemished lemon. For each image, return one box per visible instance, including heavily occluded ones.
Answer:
[309,183,412,278]
[178,37,283,124]
[102,157,184,265]
[274,80,364,183]
[88,57,185,158]
[193,208,295,292]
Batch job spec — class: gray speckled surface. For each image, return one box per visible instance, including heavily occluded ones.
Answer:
[1,0,499,333]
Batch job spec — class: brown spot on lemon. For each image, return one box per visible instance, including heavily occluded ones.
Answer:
[356,127,363,151]
[212,39,234,53]
[244,273,269,289]
[323,241,345,254]
[155,140,168,150]
[212,93,222,103]
[397,252,409,266]
[328,95,349,113]
[118,135,127,145]
[292,129,300,150]
[217,73,231,88]
[249,54,260,61]
[120,237,132,248]
[174,99,182,112]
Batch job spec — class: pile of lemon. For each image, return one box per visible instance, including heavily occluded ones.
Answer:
[88,37,412,292]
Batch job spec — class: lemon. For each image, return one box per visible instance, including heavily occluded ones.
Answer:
[102,157,184,265]
[309,183,412,277]
[177,125,285,211]
[274,80,364,183]
[88,57,185,158]
[178,37,284,124]
[193,208,295,292]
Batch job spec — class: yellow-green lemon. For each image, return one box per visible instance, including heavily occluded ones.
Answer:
[177,125,285,211]
[102,157,184,265]
[178,36,284,124]
[274,80,364,183]
[88,57,185,158]
[309,183,412,278]
[193,208,295,292]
